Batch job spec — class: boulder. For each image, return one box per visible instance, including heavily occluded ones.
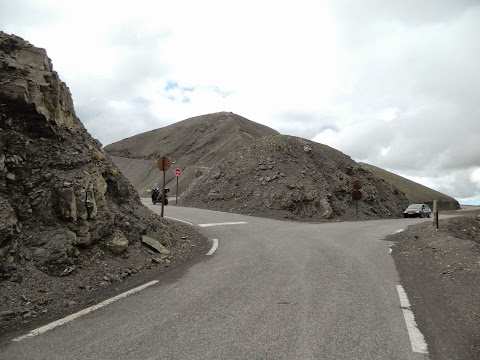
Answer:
[141,235,171,255]
[30,228,77,276]
[107,233,129,254]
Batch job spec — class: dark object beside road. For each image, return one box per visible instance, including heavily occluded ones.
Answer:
[151,187,170,205]
[404,204,431,218]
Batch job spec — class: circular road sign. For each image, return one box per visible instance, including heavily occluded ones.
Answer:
[157,156,171,171]
[352,190,362,201]
[174,168,182,176]
[352,180,363,190]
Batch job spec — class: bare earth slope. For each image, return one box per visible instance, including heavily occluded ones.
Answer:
[0,32,206,335]
[360,162,460,210]
[105,112,279,196]
[182,135,410,222]
[390,214,480,359]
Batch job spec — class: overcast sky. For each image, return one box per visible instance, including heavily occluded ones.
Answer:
[1,0,479,204]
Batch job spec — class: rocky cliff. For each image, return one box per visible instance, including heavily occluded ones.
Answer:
[0,32,195,331]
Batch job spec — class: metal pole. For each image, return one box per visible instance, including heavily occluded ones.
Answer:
[176,176,178,204]
[160,169,166,218]
[356,200,358,220]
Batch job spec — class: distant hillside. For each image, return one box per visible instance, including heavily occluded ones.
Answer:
[359,163,460,210]
[182,135,410,222]
[105,112,279,196]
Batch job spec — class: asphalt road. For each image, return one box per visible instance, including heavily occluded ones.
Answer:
[0,205,434,360]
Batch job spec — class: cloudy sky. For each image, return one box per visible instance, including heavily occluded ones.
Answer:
[1,0,479,204]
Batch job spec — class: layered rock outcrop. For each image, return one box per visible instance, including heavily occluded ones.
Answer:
[0,32,172,278]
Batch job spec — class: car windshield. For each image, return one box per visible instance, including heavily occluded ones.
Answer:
[407,204,423,209]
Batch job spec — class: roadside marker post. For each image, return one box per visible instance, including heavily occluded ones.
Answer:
[157,156,171,217]
[433,200,440,229]
[174,168,182,204]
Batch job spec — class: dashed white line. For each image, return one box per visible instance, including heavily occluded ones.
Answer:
[206,239,219,256]
[164,216,194,226]
[396,285,429,354]
[198,221,247,227]
[13,280,159,342]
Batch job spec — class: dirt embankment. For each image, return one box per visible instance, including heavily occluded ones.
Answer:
[182,134,410,222]
[390,214,480,360]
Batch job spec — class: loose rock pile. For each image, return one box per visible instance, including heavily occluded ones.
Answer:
[182,135,410,222]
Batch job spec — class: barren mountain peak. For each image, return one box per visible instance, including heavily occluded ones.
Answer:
[105,112,279,195]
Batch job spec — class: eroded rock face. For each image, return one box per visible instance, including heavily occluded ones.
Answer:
[0,32,170,278]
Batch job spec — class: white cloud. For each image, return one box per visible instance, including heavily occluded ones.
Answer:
[471,168,480,184]
[376,108,399,122]
[1,0,479,204]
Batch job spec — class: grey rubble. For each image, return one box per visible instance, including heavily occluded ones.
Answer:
[181,135,410,222]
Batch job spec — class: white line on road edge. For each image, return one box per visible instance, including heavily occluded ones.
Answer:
[206,239,219,256]
[392,229,405,234]
[13,280,159,342]
[396,285,429,354]
[164,216,194,226]
[198,221,247,227]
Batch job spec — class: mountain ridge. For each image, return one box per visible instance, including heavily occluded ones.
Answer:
[106,112,459,212]
[105,112,279,195]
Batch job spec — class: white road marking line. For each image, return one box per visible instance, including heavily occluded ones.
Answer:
[198,221,247,227]
[164,216,194,226]
[392,229,405,234]
[396,285,429,354]
[13,280,159,342]
[206,239,219,256]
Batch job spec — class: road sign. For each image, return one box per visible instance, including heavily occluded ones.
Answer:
[157,156,171,171]
[352,190,362,200]
[174,168,182,176]
[353,180,363,190]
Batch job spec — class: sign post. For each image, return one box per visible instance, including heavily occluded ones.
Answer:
[157,156,171,217]
[174,168,182,204]
[352,180,363,220]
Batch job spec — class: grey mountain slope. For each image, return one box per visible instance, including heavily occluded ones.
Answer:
[360,162,459,210]
[105,112,279,195]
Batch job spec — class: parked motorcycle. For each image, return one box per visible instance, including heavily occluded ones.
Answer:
[151,187,169,205]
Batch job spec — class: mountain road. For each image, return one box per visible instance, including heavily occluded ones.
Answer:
[1,205,436,359]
